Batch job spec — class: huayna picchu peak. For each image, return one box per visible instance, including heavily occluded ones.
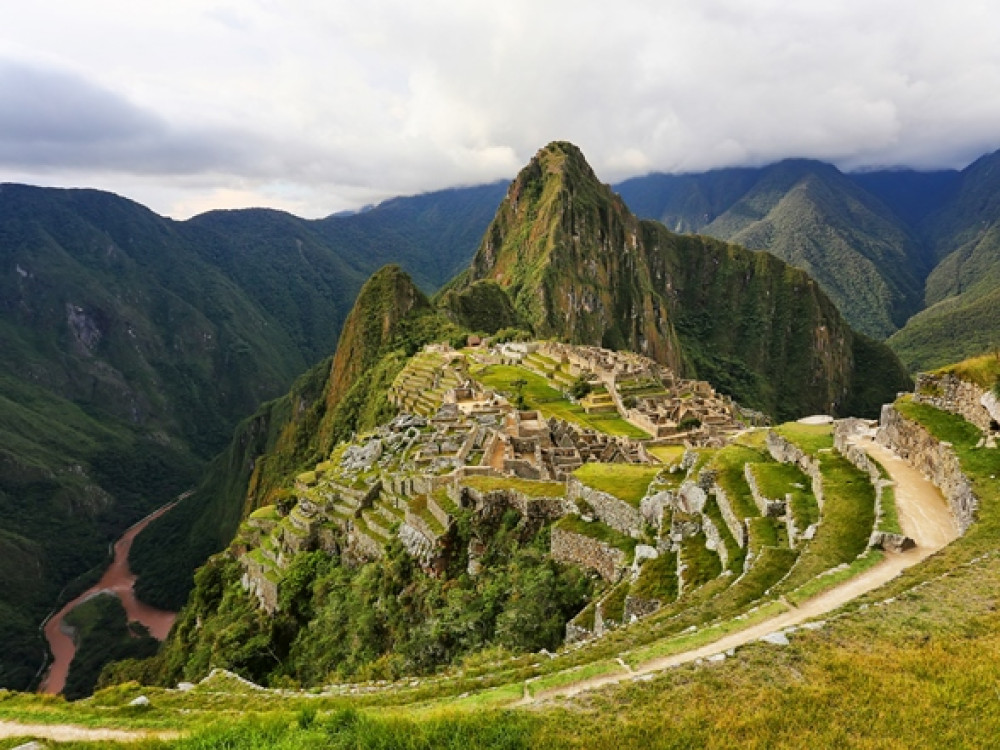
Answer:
[449,141,911,420]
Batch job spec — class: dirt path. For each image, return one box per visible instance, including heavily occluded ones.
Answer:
[39,499,182,695]
[526,439,958,702]
[0,720,179,743]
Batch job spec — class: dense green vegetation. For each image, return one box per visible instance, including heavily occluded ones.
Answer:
[129,507,591,689]
[453,142,909,421]
[62,594,159,701]
[133,267,462,611]
[0,181,502,689]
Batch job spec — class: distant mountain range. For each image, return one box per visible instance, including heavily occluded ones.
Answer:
[0,180,502,690]
[4,141,1000,690]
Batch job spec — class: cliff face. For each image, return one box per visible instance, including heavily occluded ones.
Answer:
[457,142,910,420]
[465,142,683,369]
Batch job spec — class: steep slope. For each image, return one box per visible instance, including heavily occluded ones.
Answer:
[617,160,929,339]
[131,266,460,609]
[889,150,1000,369]
[0,181,497,690]
[453,142,910,420]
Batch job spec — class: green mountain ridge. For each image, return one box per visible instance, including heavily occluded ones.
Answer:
[0,181,501,690]
[121,143,910,689]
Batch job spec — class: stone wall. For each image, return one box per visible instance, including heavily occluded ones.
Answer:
[913,373,996,434]
[710,483,747,549]
[766,431,824,510]
[744,463,786,517]
[832,419,914,551]
[461,486,572,522]
[550,526,627,581]
[623,594,661,622]
[240,556,279,613]
[877,404,976,535]
[701,513,729,570]
[568,476,643,537]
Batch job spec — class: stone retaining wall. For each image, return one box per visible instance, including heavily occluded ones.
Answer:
[744,463,786,517]
[701,513,729,570]
[710,483,747,549]
[461,486,571,521]
[877,403,976,534]
[766,431,824,510]
[568,477,643,537]
[550,526,627,581]
[913,373,996,434]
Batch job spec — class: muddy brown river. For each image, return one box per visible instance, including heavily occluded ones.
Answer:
[38,501,179,695]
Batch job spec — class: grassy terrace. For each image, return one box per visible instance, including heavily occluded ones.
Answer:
[461,475,565,498]
[679,532,722,591]
[774,421,834,454]
[646,444,686,464]
[572,463,661,507]
[708,444,764,519]
[630,550,678,603]
[753,461,819,529]
[473,364,649,438]
[773,439,876,594]
[554,515,638,557]
[932,352,1000,388]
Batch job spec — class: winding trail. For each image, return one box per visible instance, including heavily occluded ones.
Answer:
[525,438,958,703]
[38,499,181,695]
[0,720,179,744]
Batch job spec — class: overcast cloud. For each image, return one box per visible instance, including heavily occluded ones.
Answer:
[1,0,998,218]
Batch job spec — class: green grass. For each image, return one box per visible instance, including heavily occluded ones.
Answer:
[679,533,722,592]
[775,452,876,593]
[461,475,565,498]
[572,463,661,507]
[599,582,630,623]
[753,461,819,529]
[708,445,765,519]
[646,445,686,464]
[554,516,637,557]
[630,551,678,603]
[932,352,1000,389]
[473,365,648,438]
[774,422,834,455]
[526,659,626,697]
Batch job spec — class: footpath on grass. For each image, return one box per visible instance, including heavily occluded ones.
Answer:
[522,436,959,703]
[0,720,179,744]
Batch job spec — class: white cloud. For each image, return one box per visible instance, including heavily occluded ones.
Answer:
[0,0,998,217]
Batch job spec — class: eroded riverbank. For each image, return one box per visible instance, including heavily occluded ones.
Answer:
[39,501,180,695]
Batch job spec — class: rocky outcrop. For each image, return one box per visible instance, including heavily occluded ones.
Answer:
[550,526,628,581]
[877,404,975,534]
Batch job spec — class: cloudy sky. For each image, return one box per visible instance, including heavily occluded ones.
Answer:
[1,1,999,218]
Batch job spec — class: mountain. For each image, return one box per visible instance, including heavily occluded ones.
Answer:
[889,151,1000,369]
[0,182,500,690]
[617,160,930,339]
[130,266,461,611]
[452,142,910,419]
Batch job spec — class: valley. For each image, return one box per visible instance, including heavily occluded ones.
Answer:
[2,141,1000,748]
[39,500,180,696]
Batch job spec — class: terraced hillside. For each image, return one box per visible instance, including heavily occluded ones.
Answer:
[6,361,995,748]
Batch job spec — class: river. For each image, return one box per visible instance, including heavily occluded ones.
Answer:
[38,500,180,695]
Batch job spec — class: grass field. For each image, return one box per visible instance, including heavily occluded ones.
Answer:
[572,463,662,507]
[473,365,648,438]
